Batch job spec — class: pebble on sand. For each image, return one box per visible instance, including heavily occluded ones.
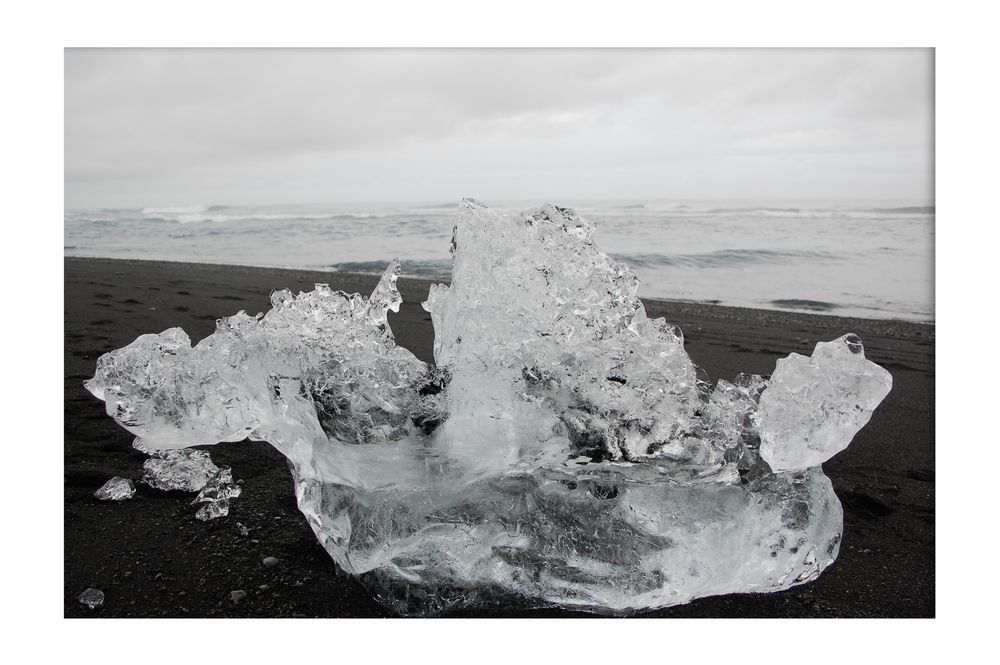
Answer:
[263,556,280,568]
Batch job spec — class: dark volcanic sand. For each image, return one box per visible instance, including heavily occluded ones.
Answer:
[64,257,935,618]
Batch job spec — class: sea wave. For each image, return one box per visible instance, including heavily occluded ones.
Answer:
[64,201,933,322]
[769,299,840,312]
[410,202,460,210]
[679,206,934,220]
[869,206,935,214]
[141,205,211,215]
[705,207,803,215]
[611,248,838,269]
[142,210,400,224]
[328,259,453,280]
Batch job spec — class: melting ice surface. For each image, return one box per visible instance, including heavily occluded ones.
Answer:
[85,199,892,615]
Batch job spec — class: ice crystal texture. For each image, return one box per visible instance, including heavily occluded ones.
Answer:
[84,199,892,615]
[93,476,135,501]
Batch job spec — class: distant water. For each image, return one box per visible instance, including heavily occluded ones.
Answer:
[64,200,934,322]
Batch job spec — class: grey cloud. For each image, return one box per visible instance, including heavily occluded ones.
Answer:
[65,48,933,207]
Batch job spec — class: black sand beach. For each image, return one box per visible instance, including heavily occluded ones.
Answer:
[64,257,934,618]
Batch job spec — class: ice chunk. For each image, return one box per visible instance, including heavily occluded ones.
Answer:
[78,588,104,609]
[756,334,892,472]
[85,199,891,615]
[94,476,136,501]
[191,467,241,520]
[193,467,240,503]
[141,448,219,492]
[195,501,229,521]
[85,259,428,458]
[135,442,243,519]
[423,201,703,474]
[84,327,258,449]
[133,437,242,517]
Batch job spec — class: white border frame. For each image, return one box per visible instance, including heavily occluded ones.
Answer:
[4,0,994,661]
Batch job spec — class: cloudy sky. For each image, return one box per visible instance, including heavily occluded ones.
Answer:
[65,48,933,208]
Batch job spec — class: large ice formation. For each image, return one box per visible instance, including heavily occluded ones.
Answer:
[84,199,892,615]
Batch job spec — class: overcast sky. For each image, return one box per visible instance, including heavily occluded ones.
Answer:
[65,48,933,208]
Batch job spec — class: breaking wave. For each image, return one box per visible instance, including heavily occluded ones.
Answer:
[139,207,397,225]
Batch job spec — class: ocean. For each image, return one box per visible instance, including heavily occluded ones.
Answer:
[64,200,934,322]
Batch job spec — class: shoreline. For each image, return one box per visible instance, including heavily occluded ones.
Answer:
[64,255,935,332]
[64,256,934,617]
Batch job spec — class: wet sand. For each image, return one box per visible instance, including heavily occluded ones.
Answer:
[64,257,934,617]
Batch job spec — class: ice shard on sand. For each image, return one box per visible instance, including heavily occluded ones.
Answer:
[85,199,891,615]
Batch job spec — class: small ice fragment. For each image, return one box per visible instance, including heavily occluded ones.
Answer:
[363,257,403,327]
[191,466,241,520]
[141,449,219,492]
[94,477,136,501]
[192,467,241,503]
[756,334,893,472]
[235,522,250,536]
[195,500,229,521]
[78,588,104,609]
